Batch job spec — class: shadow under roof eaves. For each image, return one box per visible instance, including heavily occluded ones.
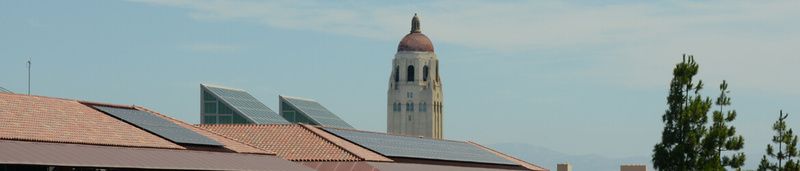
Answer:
[201,84,289,124]
[280,95,355,129]
[93,106,224,146]
[321,128,520,166]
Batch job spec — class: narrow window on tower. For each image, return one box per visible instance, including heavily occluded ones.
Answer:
[410,103,414,111]
[394,66,399,82]
[423,66,429,81]
[407,65,415,82]
[406,103,410,111]
[420,103,425,111]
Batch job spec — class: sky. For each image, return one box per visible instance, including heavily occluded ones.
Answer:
[1,0,799,169]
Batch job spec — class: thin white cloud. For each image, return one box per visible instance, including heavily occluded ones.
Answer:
[131,0,800,94]
[128,0,800,50]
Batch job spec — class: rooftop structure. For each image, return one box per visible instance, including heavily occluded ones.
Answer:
[280,95,355,129]
[201,84,290,124]
[620,164,647,171]
[0,92,312,170]
[197,124,548,171]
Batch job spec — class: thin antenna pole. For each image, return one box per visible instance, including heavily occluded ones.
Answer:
[27,58,31,95]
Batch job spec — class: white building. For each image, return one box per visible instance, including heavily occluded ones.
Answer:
[387,14,443,139]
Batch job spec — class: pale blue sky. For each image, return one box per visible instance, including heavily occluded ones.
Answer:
[2,0,799,169]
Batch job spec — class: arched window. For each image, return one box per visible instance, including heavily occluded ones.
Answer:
[407,65,415,82]
[423,66,429,81]
[410,103,414,111]
[420,102,426,111]
[406,103,410,111]
[394,66,399,82]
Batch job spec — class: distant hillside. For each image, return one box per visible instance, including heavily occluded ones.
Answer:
[486,143,651,171]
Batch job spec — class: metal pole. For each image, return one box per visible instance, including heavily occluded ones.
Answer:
[27,58,31,95]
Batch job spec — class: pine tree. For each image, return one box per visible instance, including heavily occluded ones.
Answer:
[758,110,799,171]
[699,80,745,170]
[653,55,713,170]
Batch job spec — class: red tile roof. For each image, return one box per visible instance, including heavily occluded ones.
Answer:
[0,139,312,171]
[297,161,379,171]
[298,124,392,162]
[197,124,392,162]
[0,92,182,149]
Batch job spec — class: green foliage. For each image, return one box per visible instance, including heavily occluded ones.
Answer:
[653,55,711,170]
[700,80,746,170]
[653,55,746,170]
[758,110,799,171]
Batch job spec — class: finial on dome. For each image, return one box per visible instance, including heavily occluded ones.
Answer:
[411,13,421,33]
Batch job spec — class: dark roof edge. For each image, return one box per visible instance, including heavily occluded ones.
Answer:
[467,142,549,171]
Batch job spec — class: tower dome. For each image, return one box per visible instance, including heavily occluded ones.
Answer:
[397,14,434,52]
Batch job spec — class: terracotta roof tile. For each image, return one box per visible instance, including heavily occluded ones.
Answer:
[197,124,389,162]
[468,142,549,171]
[299,124,392,162]
[0,92,182,149]
[132,106,272,155]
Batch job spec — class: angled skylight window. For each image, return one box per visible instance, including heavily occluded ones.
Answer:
[201,84,289,124]
[280,95,355,129]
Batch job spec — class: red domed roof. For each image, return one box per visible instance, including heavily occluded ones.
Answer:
[397,33,434,52]
[397,14,434,52]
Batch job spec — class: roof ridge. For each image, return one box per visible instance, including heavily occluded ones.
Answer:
[201,84,247,92]
[79,100,136,109]
[299,123,393,162]
[467,142,548,171]
[2,92,101,104]
[279,95,316,102]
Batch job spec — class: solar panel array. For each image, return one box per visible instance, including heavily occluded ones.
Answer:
[281,96,355,129]
[93,106,224,146]
[321,128,519,165]
[203,85,289,124]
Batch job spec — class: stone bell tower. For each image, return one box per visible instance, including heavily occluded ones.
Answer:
[387,14,443,139]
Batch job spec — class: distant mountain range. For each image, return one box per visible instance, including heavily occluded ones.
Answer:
[486,143,652,171]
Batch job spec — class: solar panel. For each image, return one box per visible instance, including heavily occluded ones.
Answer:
[93,106,224,146]
[280,96,355,129]
[202,85,289,124]
[322,128,519,165]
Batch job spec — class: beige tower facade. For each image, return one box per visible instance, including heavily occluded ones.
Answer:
[387,14,443,139]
